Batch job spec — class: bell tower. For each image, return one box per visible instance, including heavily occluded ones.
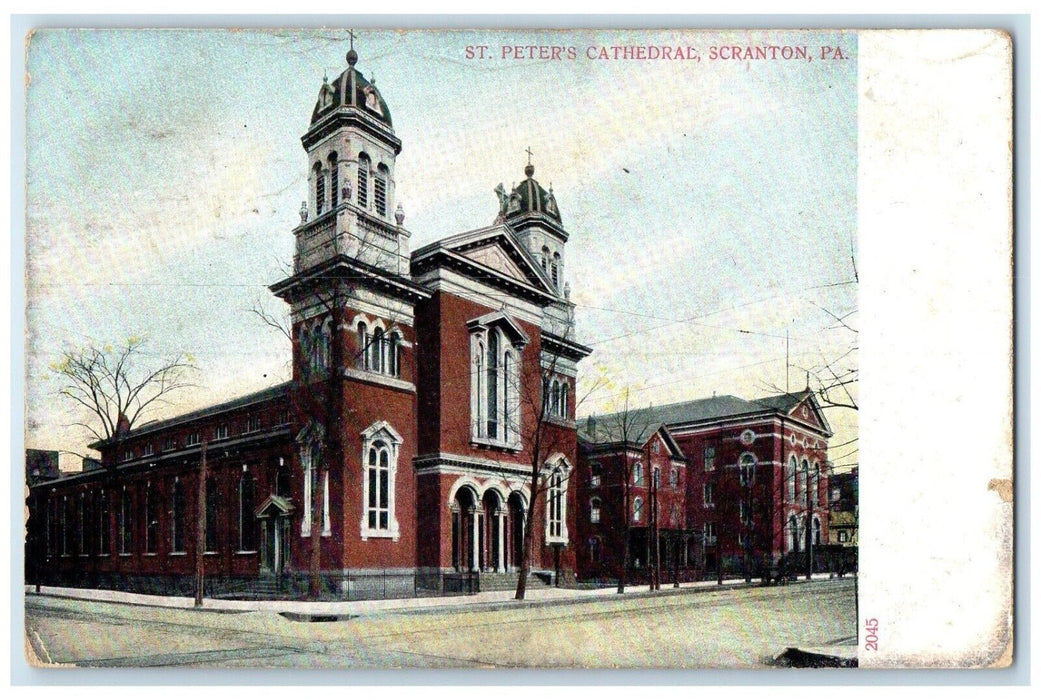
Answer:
[295,44,409,278]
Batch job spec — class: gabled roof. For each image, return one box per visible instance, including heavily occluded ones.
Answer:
[411,224,558,305]
[90,382,292,448]
[579,419,685,460]
[581,388,832,441]
[256,494,295,518]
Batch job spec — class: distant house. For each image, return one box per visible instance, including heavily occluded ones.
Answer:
[26,449,60,485]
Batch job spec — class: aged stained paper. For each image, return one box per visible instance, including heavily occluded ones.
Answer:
[19,26,1012,671]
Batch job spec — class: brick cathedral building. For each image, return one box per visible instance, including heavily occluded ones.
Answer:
[26,49,591,597]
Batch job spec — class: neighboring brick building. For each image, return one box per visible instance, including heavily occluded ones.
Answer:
[829,467,858,547]
[27,48,590,598]
[575,421,695,585]
[578,389,833,581]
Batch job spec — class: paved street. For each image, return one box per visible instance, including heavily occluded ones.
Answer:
[25,578,855,669]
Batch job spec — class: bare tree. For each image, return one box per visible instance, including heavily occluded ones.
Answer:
[49,337,195,464]
[509,352,599,600]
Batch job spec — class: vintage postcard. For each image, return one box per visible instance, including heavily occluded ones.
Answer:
[19,26,1013,672]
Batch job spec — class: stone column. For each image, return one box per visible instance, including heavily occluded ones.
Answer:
[470,506,479,572]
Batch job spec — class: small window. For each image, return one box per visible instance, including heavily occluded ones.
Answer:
[633,462,643,486]
[186,432,200,447]
[838,530,849,543]
[358,154,370,209]
[739,453,756,486]
[142,444,154,457]
[704,446,715,471]
[669,467,678,488]
[632,497,643,523]
[590,498,601,525]
[214,424,229,441]
[314,163,326,216]
[162,436,177,451]
[704,522,717,544]
[245,416,262,434]
[703,483,715,507]
[123,449,134,462]
[328,153,339,208]
[589,463,601,488]
[374,164,389,217]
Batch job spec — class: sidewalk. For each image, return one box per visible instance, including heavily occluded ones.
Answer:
[25,572,847,619]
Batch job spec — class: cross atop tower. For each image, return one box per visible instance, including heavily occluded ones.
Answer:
[347,29,356,51]
[525,146,534,166]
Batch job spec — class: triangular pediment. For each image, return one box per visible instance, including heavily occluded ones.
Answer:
[789,395,831,435]
[442,227,555,294]
[460,242,531,283]
[256,494,295,519]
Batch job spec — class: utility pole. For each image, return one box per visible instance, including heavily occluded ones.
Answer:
[194,441,208,607]
[651,467,661,591]
[806,461,814,580]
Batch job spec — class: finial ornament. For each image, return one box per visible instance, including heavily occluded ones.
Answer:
[299,201,308,224]
[395,202,405,226]
[346,29,359,66]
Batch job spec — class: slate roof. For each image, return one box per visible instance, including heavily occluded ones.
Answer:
[580,389,822,446]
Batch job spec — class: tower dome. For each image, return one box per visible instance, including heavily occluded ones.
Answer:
[500,164,561,223]
[310,55,393,128]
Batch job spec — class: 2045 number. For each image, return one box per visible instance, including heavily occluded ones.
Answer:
[864,618,879,651]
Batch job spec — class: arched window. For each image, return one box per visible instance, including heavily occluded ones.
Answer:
[787,456,797,502]
[812,462,821,505]
[633,462,643,486]
[590,497,601,524]
[357,322,368,369]
[97,489,110,556]
[360,421,402,540]
[789,514,801,552]
[502,351,513,441]
[357,153,370,209]
[388,331,401,377]
[550,379,560,416]
[653,467,661,489]
[540,245,550,272]
[551,252,561,287]
[739,453,757,486]
[144,483,159,554]
[239,472,256,552]
[78,492,87,555]
[547,469,566,540]
[588,537,601,564]
[669,467,678,489]
[119,487,132,554]
[474,343,485,432]
[302,441,330,537]
[328,153,339,208]
[486,331,499,439]
[559,381,568,418]
[371,328,385,374]
[314,163,326,216]
[367,441,391,531]
[589,463,602,488]
[205,477,219,553]
[374,164,389,216]
[171,478,185,554]
[633,497,644,523]
[800,459,810,499]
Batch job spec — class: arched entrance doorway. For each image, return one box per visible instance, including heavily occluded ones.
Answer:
[451,486,478,572]
[507,492,526,572]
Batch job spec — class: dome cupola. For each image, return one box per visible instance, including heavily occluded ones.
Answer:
[496,162,561,224]
[310,52,393,128]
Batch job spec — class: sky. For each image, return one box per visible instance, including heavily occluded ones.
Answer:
[23,28,858,471]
